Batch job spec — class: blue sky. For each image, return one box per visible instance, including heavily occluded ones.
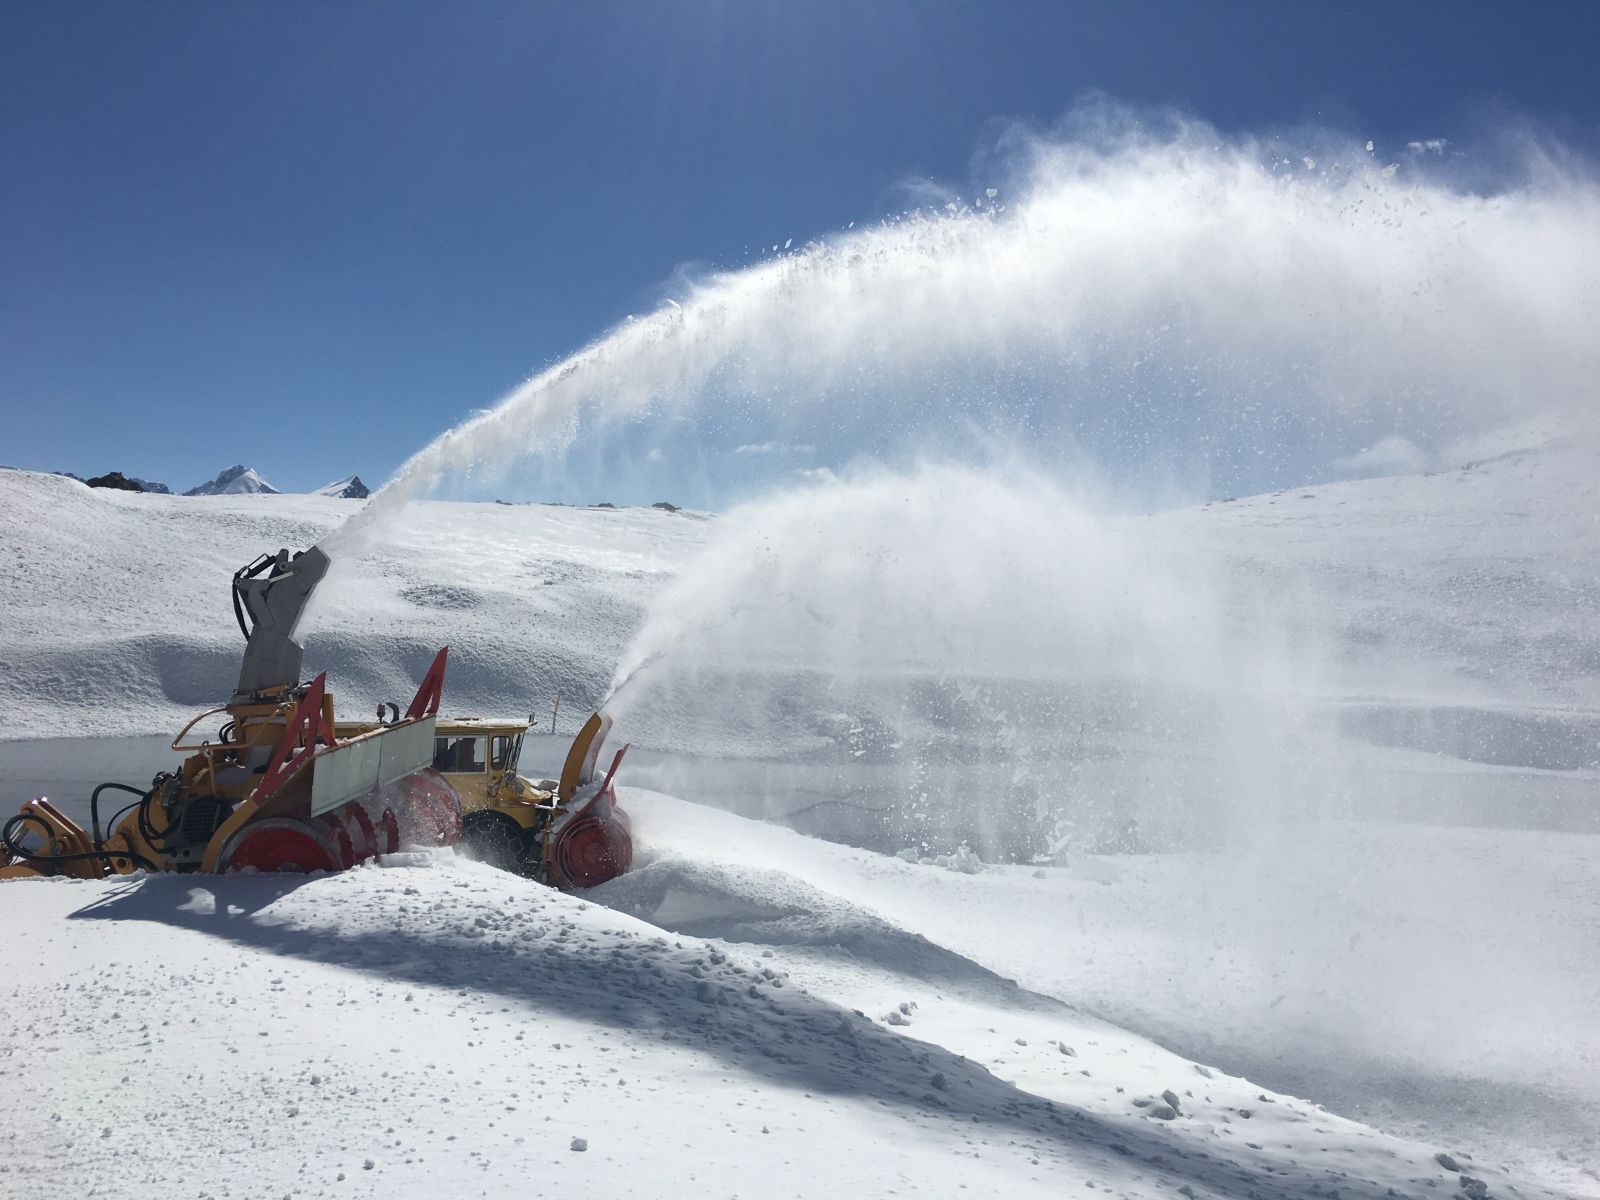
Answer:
[3,1,1597,502]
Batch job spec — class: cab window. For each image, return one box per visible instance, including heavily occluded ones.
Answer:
[432,736,487,773]
[490,736,511,771]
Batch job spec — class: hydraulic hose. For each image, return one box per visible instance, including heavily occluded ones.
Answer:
[103,799,144,836]
[231,554,274,641]
[137,787,171,851]
[1,813,159,874]
[90,781,147,844]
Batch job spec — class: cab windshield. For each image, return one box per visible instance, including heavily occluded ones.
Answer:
[432,736,486,773]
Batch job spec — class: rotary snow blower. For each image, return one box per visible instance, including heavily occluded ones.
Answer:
[337,710,633,889]
[0,544,633,887]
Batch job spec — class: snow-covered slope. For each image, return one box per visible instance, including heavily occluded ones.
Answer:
[184,464,281,496]
[1,812,1572,1200]
[1,446,1597,1196]
[1169,433,1600,717]
[604,789,1600,1197]
[0,469,709,739]
[4,437,1596,751]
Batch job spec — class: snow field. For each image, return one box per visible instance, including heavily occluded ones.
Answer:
[603,789,1600,1197]
[2,444,1598,1198]
[0,836,1552,1200]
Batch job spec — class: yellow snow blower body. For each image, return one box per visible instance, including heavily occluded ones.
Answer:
[334,711,632,889]
[1,544,632,889]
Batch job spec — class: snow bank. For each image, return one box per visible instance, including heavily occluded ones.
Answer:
[601,787,1600,1196]
[1,838,1568,1200]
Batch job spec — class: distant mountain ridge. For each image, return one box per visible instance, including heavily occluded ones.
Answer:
[28,463,367,497]
[313,475,370,499]
[84,471,143,492]
[184,464,280,496]
[184,466,368,497]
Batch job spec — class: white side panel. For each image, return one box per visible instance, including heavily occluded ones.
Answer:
[378,716,436,786]
[309,717,436,817]
[309,735,382,817]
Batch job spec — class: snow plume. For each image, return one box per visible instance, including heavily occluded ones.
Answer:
[1333,434,1436,477]
[603,462,1335,858]
[323,101,1600,560]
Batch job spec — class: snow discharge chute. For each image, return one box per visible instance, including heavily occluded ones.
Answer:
[544,712,633,890]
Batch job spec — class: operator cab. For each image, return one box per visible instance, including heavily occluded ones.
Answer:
[431,730,514,776]
[332,714,557,874]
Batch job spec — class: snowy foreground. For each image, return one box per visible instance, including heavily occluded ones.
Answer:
[2,449,1598,1198]
[1,792,1574,1200]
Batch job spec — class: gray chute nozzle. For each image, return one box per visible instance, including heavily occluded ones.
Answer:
[230,545,332,702]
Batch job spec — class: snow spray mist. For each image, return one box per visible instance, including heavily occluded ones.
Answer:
[321,103,1600,561]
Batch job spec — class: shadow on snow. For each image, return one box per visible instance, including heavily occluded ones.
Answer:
[71,868,1426,1200]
